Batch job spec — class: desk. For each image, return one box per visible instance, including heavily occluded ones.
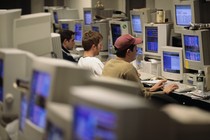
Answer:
[168,92,210,112]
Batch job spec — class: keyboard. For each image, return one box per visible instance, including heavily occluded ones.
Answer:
[165,81,195,93]
[139,71,156,80]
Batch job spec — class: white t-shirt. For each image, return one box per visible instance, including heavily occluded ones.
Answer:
[78,57,104,76]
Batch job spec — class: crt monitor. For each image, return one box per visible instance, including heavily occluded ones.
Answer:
[83,8,96,25]
[74,20,83,46]
[130,10,143,37]
[13,13,53,57]
[51,33,63,59]
[84,10,91,25]
[161,46,184,81]
[91,22,109,51]
[58,19,83,46]
[0,9,21,48]
[70,85,172,140]
[173,0,210,33]
[43,102,72,140]
[88,76,140,96]
[83,8,96,32]
[58,19,77,31]
[143,23,172,58]
[19,93,28,134]
[181,29,210,71]
[0,48,35,117]
[44,6,64,24]
[61,23,69,30]
[24,57,91,140]
[109,20,131,46]
[27,69,51,129]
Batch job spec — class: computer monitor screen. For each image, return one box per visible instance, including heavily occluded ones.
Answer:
[163,51,180,74]
[92,26,99,32]
[184,35,200,61]
[45,121,64,140]
[0,59,3,102]
[175,5,192,26]
[131,15,142,34]
[73,104,117,140]
[74,23,82,43]
[182,29,210,70]
[145,27,158,53]
[61,23,69,30]
[71,86,155,140]
[161,46,184,81]
[28,70,51,129]
[53,11,59,24]
[111,24,121,46]
[84,11,92,25]
[19,94,28,131]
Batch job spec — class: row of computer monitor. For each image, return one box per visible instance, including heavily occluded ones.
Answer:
[0,48,148,140]
[58,16,210,82]
[2,48,204,140]
[3,0,208,54]
[57,0,210,51]
[149,28,210,81]
[0,9,64,60]
[130,0,210,35]
[2,48,209,140]
[51,0,210,35]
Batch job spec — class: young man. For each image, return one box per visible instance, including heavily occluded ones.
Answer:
[78,30,104,76]
[59,30,77,63]
[102,34,178,97]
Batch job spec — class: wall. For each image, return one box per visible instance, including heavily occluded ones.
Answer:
[68,0,92,19]
[31,0,44,13]
[155,0,173,11]
[68,0,125,19]
[146,0,173,10]
[146,0,155,8]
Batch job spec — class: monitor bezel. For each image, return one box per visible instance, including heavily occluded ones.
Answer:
[161,46,184,81]
[130,10,143,37]
[109,20,131,47]
[143,23,171,58]
[173,0,200,33]
[181,29,209,71]
[83,8,96,26]
[70,85,150,140]
[74,21,83,46]
[44,102,71,140]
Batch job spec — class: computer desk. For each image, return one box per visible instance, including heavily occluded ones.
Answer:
[168,91,210,112]
[140,71,210,111]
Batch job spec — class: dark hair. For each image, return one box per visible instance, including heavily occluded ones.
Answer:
[82,30,103,51]
[59,30,75,44]
[115,44,136,57]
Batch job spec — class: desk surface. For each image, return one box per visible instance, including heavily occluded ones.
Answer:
[139,71,210,111]
[174,90,210,103]
[169,91,210,112]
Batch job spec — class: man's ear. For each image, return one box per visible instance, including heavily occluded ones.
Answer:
[126,49,131,54]
[91,44,96,49]
[63,39,68,43]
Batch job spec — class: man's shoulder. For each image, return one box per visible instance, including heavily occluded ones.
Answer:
[82,57,102,62]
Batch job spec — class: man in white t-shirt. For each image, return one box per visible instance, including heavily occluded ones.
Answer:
[78,31,104,76]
